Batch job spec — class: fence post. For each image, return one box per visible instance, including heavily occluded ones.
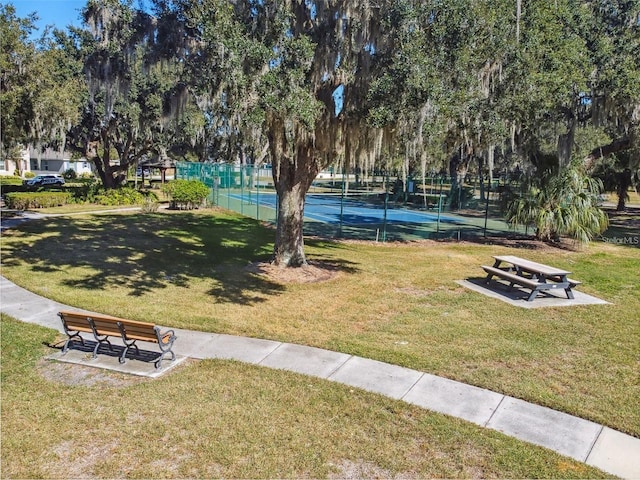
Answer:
[339,165,345,237]
[483,176,491,237]
[436,176,444,236]
[382,171,389,242]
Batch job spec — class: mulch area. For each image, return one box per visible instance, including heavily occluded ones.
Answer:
[246,261,342,283]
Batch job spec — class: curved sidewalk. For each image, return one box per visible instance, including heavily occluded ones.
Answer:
[1,275,638,479]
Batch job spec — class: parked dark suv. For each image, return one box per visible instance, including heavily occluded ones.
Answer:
[23,174,65,187]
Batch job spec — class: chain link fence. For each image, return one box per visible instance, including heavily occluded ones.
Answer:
[176,162,522,241]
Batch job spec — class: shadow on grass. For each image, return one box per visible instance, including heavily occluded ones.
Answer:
[602,207,640,248]
[2,211,292,304]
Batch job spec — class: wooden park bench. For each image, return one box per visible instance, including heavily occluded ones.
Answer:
[482,255,580,302]
[58,310,177,369]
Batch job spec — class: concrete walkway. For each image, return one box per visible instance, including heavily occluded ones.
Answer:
[1,276,638,478]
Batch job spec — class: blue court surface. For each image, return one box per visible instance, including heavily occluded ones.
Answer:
[226,192,463,226]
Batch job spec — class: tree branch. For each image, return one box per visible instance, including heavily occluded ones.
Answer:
[584,137,631,169]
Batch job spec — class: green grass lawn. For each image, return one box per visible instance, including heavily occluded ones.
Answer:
[0,317,610,478]
[1,206,638,477]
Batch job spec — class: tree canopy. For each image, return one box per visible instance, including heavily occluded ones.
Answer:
[2,0,639,262]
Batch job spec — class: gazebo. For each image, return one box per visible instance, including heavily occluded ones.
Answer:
[138,155,175,185]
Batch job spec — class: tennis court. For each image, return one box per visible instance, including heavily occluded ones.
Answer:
[225,191,464,227]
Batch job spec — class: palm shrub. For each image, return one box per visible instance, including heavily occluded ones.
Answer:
[506,162,609,244]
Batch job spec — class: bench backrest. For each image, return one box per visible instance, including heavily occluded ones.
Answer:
[59,310,160,344]
[59,311,93,333]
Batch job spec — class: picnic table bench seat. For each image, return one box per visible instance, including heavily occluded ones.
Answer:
[481,265,541,289]
[551,276,582,289]
[58,310,176,368]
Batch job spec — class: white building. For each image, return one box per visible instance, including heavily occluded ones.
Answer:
[28,147,93,176]
[1,146,94,177]
[0,147,29,176]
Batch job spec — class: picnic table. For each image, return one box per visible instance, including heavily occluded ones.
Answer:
[482,255,580,302]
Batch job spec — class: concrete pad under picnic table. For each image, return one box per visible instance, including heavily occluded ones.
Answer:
[457,278,609,308]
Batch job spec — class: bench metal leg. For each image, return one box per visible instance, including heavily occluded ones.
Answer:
[154,349,176,369]
[87,318,115,359]
[62,332,84,354]
[565,288,574,300]
[154,328,177,369]
[91,336,115,359]
[90,334,115,359]
[119,342,140,364]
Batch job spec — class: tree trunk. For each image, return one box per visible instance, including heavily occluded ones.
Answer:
[448,150,469,210]
[557,115,575,169]
[478,156,486,201]
[273,180,308,267]
[96,151,118,189]
[268,115,319,267]
[95,128,119,189]
[272,150,318,266]
[616,168,632,211]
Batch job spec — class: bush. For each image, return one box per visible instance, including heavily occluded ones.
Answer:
[0,176,24,186]
[61,178,101,203]
[23,171,35,178]
[162,179,210,210]
[63,169,78,180]
[96,187,147,206]
[5,192,72,210]
[140,196,160,213]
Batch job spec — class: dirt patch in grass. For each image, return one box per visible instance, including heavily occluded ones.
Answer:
[45,438,121,479]
[246,260,341,283]
[39,359,141,388]
[328,459,410,480]
[38,357,198,388]
[38,359,148,388]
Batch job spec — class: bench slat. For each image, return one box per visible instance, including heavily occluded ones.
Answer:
[60,312,159,343]
[482,266,541,288]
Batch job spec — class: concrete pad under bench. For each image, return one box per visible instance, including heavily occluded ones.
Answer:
[47,346,187,378]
